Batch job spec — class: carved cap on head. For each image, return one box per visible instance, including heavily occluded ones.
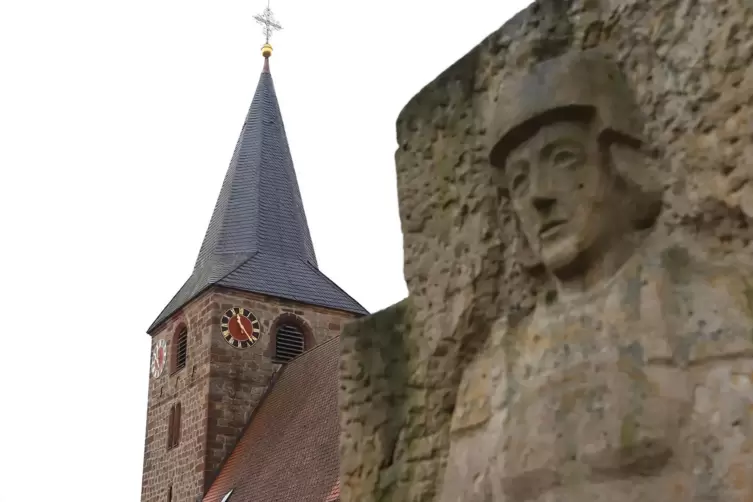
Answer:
[488,49,647,166]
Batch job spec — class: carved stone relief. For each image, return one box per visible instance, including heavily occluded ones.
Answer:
[340,1,753,501]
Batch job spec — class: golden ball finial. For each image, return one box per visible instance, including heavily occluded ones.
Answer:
[261,43,273,58]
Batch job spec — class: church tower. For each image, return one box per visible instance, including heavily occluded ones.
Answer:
[140,13,367,501]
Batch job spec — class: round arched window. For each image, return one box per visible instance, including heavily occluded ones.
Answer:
[271,314,311,363]
[171,325,188,374]
[275,323,304,362]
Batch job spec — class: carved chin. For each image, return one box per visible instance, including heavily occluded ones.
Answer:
[540,234,582,272]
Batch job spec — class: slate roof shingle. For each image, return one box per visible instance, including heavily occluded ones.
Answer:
[202,336,342,502]
[147,60,367,334]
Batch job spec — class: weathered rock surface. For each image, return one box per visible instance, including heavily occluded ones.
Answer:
[340,0,753,500]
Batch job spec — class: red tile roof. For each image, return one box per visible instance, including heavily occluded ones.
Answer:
[203,336,341,502]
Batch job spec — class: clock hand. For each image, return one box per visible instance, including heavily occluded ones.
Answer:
[236,315,254,341]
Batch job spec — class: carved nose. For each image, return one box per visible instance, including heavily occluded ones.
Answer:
[531,195,556,214]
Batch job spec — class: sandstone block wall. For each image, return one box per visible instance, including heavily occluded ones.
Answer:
[141,291,213,502]
[204,287,359,489]
[142,287,359,502]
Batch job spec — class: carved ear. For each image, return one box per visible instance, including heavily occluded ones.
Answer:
[607,141,664,229]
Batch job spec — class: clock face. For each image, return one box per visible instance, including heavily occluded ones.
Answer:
[221,307,261,349]
[151,339,167,378]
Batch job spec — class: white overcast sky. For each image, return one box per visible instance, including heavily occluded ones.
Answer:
[0,1,530,500]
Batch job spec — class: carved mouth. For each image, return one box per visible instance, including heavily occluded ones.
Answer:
[539,220,565,238]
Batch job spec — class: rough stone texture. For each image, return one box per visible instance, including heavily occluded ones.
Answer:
[340,299,413,502]
[340,0,753,500]
[141,287,357,502]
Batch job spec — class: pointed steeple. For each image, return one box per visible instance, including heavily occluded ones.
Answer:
[194,51,317,271]
[147,42,367,334]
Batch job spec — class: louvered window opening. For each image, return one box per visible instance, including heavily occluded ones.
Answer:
[167,405,174,449]
[167,402,181,449]
[175,329,188,372]
[173,402,181,447]
[275,324,304,363]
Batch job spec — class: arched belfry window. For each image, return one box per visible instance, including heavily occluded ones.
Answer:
[275,324,304,362]
[271,314,312,363]
[171,325,188,374]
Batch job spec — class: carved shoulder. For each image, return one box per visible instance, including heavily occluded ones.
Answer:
[661,247,753,365]
[680,250,753,317]
[450,354,495,435]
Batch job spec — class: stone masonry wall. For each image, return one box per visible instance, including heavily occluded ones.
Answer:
[141,291,213,502]
[142,286,361,501]
[340,0,753,500]
[203,286,360,491]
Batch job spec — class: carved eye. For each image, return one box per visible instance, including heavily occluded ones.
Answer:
[551,149,579,168]
[507,160,529,195]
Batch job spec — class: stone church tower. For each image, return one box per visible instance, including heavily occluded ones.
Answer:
[140,40,367,502]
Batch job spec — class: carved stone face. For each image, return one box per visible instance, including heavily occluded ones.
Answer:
[505,120,615,273]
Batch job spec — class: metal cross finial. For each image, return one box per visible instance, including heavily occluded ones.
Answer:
[253,1,282,44]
